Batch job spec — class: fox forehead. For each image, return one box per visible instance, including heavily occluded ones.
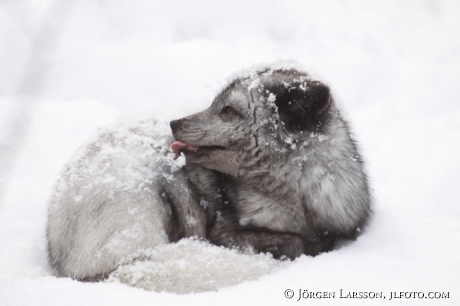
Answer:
[211,87,253,115]
[228,90,248,102]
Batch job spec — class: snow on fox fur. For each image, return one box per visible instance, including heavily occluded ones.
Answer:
[47,61,371,293]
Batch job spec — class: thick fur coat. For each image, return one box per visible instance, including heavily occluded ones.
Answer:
[171,67,371,259]
[47,64,371,281]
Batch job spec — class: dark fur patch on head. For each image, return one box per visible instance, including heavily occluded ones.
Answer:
[266,75,332,133]
[215,68,332,133]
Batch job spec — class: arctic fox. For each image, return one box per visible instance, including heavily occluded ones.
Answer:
[47,63,371,282]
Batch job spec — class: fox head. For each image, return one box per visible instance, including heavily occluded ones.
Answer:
[170,68,333,176]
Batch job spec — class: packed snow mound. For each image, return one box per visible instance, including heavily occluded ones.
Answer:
[107,238,284,293]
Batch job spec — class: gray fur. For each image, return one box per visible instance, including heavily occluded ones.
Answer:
[46,119,207,280]
[172,68,372,259]
[47,66,371,281]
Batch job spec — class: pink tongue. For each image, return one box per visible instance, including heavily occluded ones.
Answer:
[170,141,198,159]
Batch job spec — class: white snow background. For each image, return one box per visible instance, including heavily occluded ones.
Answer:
[1,0,460,305]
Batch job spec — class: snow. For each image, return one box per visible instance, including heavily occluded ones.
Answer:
[1,0,460,305]
[106,238,284,294]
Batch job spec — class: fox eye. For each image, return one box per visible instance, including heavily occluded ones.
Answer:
[221,106,236,115]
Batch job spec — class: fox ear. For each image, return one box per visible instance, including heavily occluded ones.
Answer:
[273,80,332,132]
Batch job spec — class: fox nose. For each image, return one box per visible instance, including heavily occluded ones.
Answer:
[170,120,179,132]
